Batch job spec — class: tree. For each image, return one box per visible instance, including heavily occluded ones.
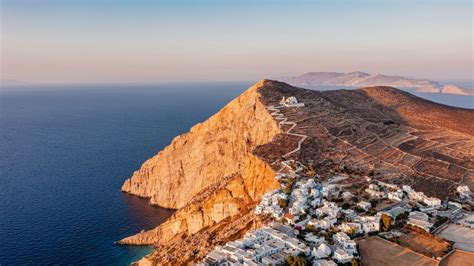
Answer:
[306,224,319,234]
[308,160,316,176]
[394,212,409,229]
[341,202,351,210]
[351,258,362,266]
[396,212,409,221]
[367,208,377,216]
[369,198,379,208]
[278,198,288,209]
[285,255,307,266]
[381,213,393,232]
[433,216,449,228]
[348,227,357,238]
[284,178,296,194]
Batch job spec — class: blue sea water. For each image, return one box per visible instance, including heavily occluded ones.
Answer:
[0,83,249,264]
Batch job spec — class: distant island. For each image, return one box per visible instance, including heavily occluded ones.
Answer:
[279,71,474,96]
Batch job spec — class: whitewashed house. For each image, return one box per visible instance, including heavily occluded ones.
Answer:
[355,216,380,233]
[313,259,337,266]
[457,186,471,199]
[408,211,433,232]
[312,243,332,259]
[332,248,353,264]
[357,201,371,211]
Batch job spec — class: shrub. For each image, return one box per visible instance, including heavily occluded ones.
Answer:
[370,199,379,207]
[381,213,393,232]
[283,178,296,194]
[278,198,288,209]
[433,216,448,228]
[285,255,307,266]
[396,212,409,221]
[351,258,362,266]
[341,202,351,210]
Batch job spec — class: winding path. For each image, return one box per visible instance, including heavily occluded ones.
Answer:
[267,104,308,174]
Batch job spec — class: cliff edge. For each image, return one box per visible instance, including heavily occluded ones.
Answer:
[121,80,281,209]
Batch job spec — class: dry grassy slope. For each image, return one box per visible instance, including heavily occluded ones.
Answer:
[256,81,474,198]
[121,80,281,209]
[322,86,474,135]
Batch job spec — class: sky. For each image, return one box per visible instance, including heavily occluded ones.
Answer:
[1,0,473,84]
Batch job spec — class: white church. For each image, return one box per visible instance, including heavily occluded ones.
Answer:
[280,96,305,107]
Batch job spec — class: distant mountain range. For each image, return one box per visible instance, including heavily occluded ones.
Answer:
[279,71,474,96]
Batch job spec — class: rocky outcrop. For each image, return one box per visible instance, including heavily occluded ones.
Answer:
[119,80,281,258]
[121,80,281,209]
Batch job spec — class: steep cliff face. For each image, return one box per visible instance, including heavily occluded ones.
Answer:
[121,80,281,209]
[119,80,281,255]
[119,153,278,246]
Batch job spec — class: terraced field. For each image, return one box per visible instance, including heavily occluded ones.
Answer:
[255,81,474,199]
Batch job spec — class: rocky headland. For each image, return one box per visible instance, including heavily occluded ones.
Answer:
[119,80,474,264]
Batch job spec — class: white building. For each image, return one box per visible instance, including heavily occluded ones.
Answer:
[308,217,337,230]
[387,190,403,201]
[304,233,324,244]
[423,197,441,208]
[255,190,287,219]
[313,259,337,266]
[365,186,385,199]
[332,248,353,264]
[312,243,332,259]
[342,191,353,200]
[354,216,380,233]
[322,185,336,198]
[280,96,305,108]
[408,211,433,232]
[457,186,471,200]
[341,209,356,219]
[357,201,371,211]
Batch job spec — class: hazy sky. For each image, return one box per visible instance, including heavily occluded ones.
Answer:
[1,0,472,84]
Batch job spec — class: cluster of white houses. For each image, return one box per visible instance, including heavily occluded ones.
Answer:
[203,171,473,265]
[365,182,403,201]
[201,225,310,265]
[255,190,287,219]
[402,185,442,208]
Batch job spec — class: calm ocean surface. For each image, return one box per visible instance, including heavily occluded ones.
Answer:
[0,82,471,264]
[0,83,250,264]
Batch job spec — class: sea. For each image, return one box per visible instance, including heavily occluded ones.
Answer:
[0,82,250,264]
[0,81,471,264]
